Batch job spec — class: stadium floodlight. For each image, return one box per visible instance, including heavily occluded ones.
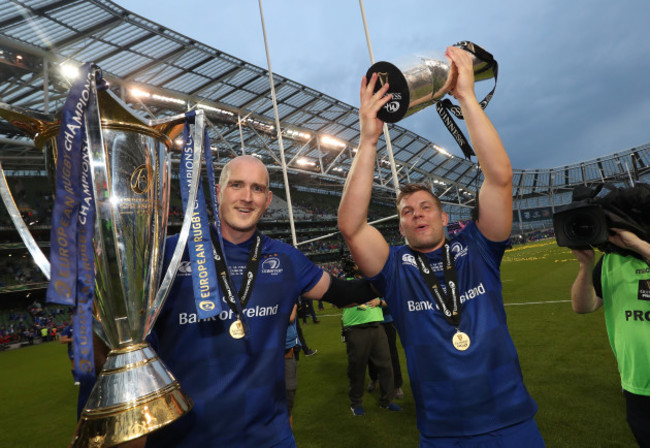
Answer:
[297,158,316,167]
[130,87,151,98]
[197,103,235,118]
[320,135,346,150]
[59,63,79,80]
[152,93,185,105]
[433,144,451,157]
[285,129,311,141]
[129,89,185,106]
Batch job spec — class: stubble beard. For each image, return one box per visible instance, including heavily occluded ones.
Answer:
[408,232,445,253]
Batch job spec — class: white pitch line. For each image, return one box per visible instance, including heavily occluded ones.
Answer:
[315,299,572,318]
[506,299,572,306]
[313,313,342,318]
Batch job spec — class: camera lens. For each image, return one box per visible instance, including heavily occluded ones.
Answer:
[565,212,601,240]
[553,200,610,247]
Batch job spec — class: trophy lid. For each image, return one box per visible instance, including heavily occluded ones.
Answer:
[365,61,411,123]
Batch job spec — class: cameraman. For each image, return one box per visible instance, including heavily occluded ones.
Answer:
[570,228,650,446]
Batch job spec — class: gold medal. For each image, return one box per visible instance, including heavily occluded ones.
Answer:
[229,319,245,339]
[452,330,470,351]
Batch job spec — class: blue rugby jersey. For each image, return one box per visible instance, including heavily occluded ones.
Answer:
[371,221,537,437]
[146,230,323,448]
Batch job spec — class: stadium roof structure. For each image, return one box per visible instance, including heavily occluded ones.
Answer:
[1,0,649,222]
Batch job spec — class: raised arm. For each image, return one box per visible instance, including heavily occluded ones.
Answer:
[338,73,392,277]
[445,47,513,241]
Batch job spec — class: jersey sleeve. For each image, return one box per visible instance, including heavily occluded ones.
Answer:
[288,245,324,295]
[369,246,400,299]
[461,221,508,269]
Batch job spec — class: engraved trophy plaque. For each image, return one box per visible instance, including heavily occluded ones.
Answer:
[0,67,205,447]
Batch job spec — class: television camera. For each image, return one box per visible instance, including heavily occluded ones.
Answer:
[552,183,650,253]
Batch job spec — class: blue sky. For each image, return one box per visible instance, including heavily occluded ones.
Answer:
[120,0,650,170]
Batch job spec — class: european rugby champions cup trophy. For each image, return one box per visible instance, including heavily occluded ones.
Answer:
[366,41,498,158]
[0,64,208,447]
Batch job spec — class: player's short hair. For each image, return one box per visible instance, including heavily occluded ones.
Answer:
[396,183,442,214]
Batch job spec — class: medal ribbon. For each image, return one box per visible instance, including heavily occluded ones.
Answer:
[411,241,461,326]
[212,232,262,322]
[178,112,222,318]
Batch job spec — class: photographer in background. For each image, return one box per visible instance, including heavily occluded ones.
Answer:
[570,226,650,447]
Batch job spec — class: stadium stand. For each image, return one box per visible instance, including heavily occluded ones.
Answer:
[1,0,649,353]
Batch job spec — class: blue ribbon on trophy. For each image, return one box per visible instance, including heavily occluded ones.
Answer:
[179,112,223,318]
[45,62,107,406]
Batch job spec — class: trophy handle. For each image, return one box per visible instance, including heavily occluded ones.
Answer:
[0,102,56,281]
[0,101,54,141]
[0,160,51,279]
[146,110,205,335]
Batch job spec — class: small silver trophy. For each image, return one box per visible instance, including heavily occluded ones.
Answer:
[0,68,204,446]
[366,41,497,123]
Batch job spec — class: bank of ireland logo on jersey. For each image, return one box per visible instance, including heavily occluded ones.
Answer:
[262,256,283,275]
[402,253,418,268]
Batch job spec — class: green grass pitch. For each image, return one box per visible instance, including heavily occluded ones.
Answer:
[0,241,637,447]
